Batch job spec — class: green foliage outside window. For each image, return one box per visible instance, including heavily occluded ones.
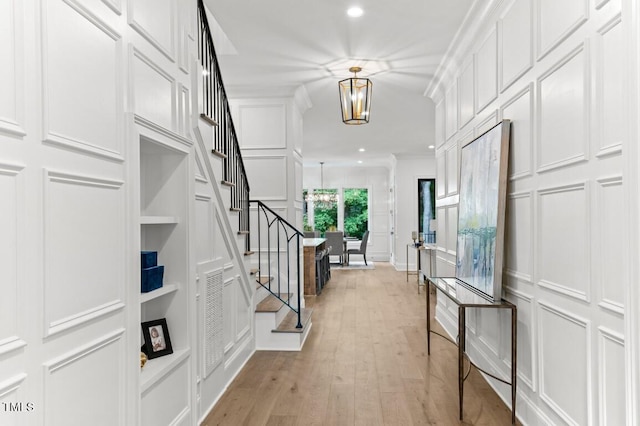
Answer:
[343,188,368,239]
[312,190,338,236]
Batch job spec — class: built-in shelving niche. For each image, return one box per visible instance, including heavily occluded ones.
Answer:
[139,136,191,426]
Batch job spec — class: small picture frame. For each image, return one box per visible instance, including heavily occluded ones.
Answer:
[141,318,173,359]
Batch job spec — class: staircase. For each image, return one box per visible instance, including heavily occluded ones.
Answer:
[196,0,312,351]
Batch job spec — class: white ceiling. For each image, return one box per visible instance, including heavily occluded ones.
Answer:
[205,0,474,167]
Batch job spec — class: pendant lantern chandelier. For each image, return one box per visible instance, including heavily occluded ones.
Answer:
[305,162,338,208]
[339,66,372,125]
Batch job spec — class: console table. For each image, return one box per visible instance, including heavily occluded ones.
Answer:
[426,277,517,424]
[406,244,436,294]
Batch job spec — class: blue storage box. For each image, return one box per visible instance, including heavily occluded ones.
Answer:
[141,265,164,293]
[141,251,158,269]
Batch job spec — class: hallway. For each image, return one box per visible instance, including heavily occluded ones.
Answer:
[202,263,516,425]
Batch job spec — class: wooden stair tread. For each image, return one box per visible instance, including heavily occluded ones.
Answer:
[237,230,249,235]
[244,251,255,256]
[221,180,235,187]
[249,268,259,275]
[199,113,218,127]
[273,308,313,333]
[211,149,226,159]
[255,293,293,313]
[256,276,273,285]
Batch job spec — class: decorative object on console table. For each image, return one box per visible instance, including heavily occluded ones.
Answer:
[456,120,510,302]
[141,251,164,293]
[411,230,418,246]
[141,318,173,359]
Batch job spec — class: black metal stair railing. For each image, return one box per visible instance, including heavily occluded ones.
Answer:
[197,1,302,329]
[251,200,303,329]
[197,0,250,238]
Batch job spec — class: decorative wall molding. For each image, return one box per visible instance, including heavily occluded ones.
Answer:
[597,326,625,426]
[242,155,288,201]
[0,0,26,138]
[504,287,537,392]
[537,182,591,303]
[43,169,125,336]
[536,0,588,61]
[42,0,124,162]
[128,0,176,61]
[475,24,498,113]
[101,0,122,15]
[130,49,177,135]
[594,13,623,159]
[0,373,27,398]
[500,83,534,181]
[536,43,590,174]
[44,328,125,373]
[499,0,533,92]
[538,300,591,426]
[236,103,287,150]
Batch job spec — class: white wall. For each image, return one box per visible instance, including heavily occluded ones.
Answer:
[0,1,255,425]
[391,154,437,271]
[426,0,634,424]
[303,164,391,262]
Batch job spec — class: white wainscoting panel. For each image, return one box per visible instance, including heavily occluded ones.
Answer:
[44,170,125,336]
[43,0,123,160]
[435,100,445,147]
[237,104,286,149]
[598,327,625,426]
[538,301,590,426]
[596,177,624,314]
[223,276,235,353]
[235,275,250,343]
[242,155,287,201]
[501,84,533,180]
[445,84,458,140]
[132,48,175,133]
[476,27,498,112]
[596,15,623,157]
[445,143,458,196]
[537,0,588,59]
[505,191,533,282]
[44,329,125,425]
[141,359,190,426]
[0,373,28,423]
[505,288,536,391]
[537,183,590,302]
[0,0,25,137]
[475,110,498,136]
[500,0,532,91]
[446,206,457,255]
[294,160,303,202]
[436,206,447,253]
[0,164,23,354]
[129,0,175,60]
[195,194,214,263]
[436,153,446,199]
[537,45,588,173]
[458,59,475,128]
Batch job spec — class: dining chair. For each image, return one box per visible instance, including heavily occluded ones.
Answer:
[346,230,370,265]
[324,231,344,265]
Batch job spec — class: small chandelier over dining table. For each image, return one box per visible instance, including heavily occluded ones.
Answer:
[339,66,372,125]
[305,162,338,208]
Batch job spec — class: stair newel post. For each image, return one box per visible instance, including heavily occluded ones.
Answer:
[296,234,302,328]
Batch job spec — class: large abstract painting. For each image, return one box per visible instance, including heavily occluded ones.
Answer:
[456,120,510,301]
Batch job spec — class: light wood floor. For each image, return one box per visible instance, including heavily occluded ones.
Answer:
[202,263,517,426]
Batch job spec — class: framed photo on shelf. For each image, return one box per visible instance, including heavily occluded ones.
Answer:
[141,318,173,359]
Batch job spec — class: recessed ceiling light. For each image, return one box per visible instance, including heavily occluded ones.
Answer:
[428,145,435,149]
[357,160,363,164]
[359,148,365,152]
[347,7,363,17]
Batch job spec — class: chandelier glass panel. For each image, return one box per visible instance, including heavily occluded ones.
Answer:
[304,162,338,208]
[339,67,372,125]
